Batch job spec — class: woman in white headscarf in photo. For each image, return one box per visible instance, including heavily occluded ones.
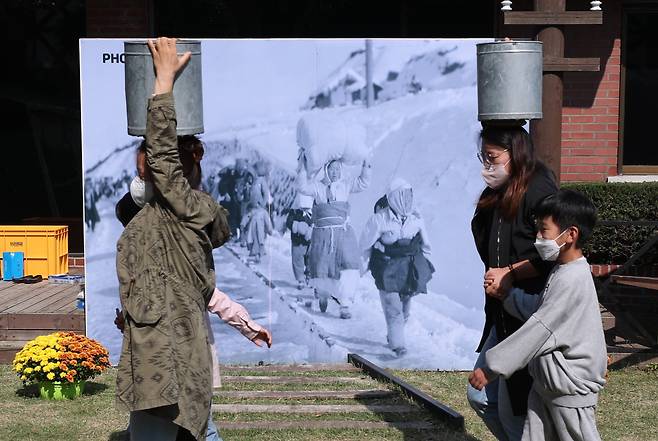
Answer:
[360,178,434,357]
[297,157,372,319]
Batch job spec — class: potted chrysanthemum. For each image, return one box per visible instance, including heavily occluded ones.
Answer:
[12,332,110,400]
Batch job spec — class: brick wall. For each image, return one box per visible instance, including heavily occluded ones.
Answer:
[68,254,85,270]
[561,1,621,182]
[86,0,151,38]
[499,0,623,183]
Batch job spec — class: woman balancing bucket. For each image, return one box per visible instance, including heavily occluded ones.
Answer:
[124,40,204,135]
[477,40,543,124]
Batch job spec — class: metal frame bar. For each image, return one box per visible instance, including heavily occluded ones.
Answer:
[347,354,464,429]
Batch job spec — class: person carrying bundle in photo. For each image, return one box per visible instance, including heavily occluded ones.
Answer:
[286,194,314,289]
[295,114,372,319]
[360,178,434,358]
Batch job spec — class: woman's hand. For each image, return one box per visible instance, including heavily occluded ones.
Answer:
[147,37,192,95]
[251,328,273,348]
[114,308,125,333]
[484,267,512,299]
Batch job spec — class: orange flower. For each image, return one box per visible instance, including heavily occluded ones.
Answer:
[59,362,69,371]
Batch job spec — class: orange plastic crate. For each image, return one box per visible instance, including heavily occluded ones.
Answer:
[0,226,68,279]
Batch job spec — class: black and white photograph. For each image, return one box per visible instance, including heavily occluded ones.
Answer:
[82,38,492,369]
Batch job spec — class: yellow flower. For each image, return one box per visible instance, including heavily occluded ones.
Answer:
[34,366,41,372]
[20,375,26,381]
[24,367,33,374]
[60,372,67,379]
[47,372,55,380]
[15,363,22,371]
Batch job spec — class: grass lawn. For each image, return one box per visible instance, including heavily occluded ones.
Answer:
[0,364,656,440]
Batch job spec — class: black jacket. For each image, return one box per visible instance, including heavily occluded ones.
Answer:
[285,208,313,246]
[471,162,558,415]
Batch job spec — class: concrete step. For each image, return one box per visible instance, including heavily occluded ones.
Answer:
[220,375,372,384]
[218,420,435,430]
[220,364,361,373]
[214,389,397,400]
[211,403,417,414]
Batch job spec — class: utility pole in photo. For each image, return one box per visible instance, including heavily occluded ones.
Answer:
[365,39,374,108]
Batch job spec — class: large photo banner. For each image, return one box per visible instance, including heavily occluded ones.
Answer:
[81,38,492,369]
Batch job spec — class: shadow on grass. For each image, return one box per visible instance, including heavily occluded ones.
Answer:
[14,381,108,398]
[84,381,109,396]
[108,430,129,441]
[15,383,39,398]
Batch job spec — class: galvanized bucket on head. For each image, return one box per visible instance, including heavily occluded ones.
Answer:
[477,40,543,121]
[124,40,204,136]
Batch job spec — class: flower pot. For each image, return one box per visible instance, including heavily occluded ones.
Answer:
[38,380,86,400]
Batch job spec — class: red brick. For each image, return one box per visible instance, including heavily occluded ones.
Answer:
[572,147,617,156]
[594,132,618,140]
[562,124,583,132]
[593,98,619,108]
[568,132,595,140]
[569,116,595,123]
[593,115,619,123]
[561,173,607,182]
[582,123,608,132]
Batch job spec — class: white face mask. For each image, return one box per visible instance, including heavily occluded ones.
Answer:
[129,176,154,208]
[534,229,569,261]
[481,160,510,189]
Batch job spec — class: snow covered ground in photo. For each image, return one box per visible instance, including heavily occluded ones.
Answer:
[81,39,492,369]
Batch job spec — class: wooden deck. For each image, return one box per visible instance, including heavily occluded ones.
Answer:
[0,280,84,363]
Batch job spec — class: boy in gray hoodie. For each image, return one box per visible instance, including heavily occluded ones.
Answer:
[469,189,607,441]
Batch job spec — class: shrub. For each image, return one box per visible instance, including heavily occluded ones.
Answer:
[562,182,658,265]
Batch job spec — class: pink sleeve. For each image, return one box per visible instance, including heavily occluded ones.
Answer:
[207,287,263,340]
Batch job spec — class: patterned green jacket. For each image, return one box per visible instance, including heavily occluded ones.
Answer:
[115,92,229,440]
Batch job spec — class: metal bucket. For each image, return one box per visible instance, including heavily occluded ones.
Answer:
[477,41,543,121]
[124,40,204,136]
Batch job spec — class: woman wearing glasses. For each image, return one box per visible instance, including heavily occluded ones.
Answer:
[467,124,557,441]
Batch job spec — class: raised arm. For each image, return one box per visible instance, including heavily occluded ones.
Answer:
[350,159,372,194]
[145,38,213,228]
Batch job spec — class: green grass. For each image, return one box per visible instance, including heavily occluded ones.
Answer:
[1,364,657,440]
[0,365,129,441]
[393,368,658,441]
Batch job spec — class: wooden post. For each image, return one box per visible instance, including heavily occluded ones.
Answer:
[530,0,565,183]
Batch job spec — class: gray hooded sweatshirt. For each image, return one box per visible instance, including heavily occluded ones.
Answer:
[485,257,607,408]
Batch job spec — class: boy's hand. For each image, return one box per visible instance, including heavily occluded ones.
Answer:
[484,267,512,299]
[468,368,492,391]
[251,328,273,348]
[147,37,192,95]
